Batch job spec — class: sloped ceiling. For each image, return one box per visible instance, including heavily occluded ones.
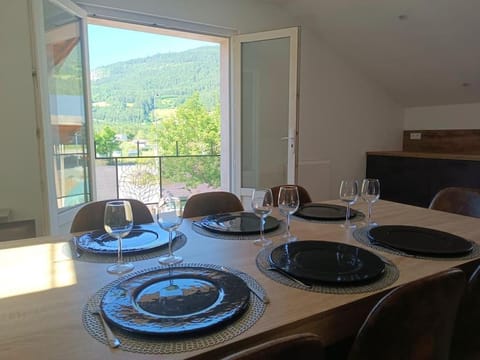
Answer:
[261,0,480,107]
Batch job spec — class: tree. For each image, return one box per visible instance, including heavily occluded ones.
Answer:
[156,92,219,155]
[95,126,120,157]
[153,92,220,188]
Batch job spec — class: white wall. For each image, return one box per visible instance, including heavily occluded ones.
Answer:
[0,1,45,234]
[404,102,480,130]
[297,27,403,200]
[1,0,403,235]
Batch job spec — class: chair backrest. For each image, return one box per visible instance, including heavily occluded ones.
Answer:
[220,332,324,360]
[270,184,312,207]
[182,191,244,218]
[70,199,154,233]
[450,263,480,360]
[347,268,466,360]
[428,187,480,218]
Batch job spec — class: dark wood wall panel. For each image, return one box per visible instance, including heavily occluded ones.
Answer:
[403,129,480,154]
[366,154,480,208]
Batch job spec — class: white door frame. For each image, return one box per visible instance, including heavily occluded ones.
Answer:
[77,4,234,194]
[232,27,299,200]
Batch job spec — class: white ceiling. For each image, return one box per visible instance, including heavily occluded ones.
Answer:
[262,0,480,107]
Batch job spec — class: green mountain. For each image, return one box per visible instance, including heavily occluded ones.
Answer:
[90,45,220,124]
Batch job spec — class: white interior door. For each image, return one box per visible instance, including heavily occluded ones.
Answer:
[30,0,95,235]
[232,27,299,201]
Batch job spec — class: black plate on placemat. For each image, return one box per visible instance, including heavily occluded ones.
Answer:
[368,225,473,256]
[269,240,385,284]
[294,203,357,220]
[198,212,280,234]
[101,267,250,336]
[77,224,169,254]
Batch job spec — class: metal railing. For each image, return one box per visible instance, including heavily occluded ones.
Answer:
[94,150,221,206]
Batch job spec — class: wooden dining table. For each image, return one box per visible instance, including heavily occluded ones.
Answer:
[1,199,479,360]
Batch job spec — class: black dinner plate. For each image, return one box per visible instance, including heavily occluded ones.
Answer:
[199,212,280,234]
[294,203,358,220]
[76,223,169,254]
[269,240,385,284]
[367,225,473,256]
[101,267,250,336]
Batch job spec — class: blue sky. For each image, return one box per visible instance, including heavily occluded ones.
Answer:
[87,24,217,69]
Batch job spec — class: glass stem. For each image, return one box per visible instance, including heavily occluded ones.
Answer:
[260,217,265,240]
[117,236,123,264]
[168,231,173,256]
[368,202,372,224]
[286,214,291,235]
[346,204,351,226]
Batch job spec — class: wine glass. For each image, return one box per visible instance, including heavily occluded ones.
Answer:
[278,185,300,241]
[251,188,274,246]
[339,179,359,229]
[104,200,135,275]
[156,196,183,265]
[361,178,380,226]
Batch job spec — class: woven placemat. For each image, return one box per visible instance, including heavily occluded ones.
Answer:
[82,263,267,354]
[67,232,187,263]
[292,209,365,224]
[353,226,480,260]
[192,221,287,240]
[256,243,399,294]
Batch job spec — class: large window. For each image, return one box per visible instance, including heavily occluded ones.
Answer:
[87,20,227,205]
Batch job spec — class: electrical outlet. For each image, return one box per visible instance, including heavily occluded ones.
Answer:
[410,132,422,140]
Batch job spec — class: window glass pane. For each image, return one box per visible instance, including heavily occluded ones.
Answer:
[241,37,290,189]
[43,0,91,209]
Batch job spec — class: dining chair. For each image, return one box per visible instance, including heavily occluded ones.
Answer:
[347,268,466,360]
[450,262,480,360]
[182,191,244,218]
[270,184,313,207]
[428,187,480,218]
[220,332,325,360]
[70,198,154,233]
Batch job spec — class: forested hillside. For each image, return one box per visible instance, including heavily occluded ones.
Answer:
[90,45,220,124]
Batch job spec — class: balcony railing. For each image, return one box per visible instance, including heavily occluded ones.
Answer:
[95,151,221,206]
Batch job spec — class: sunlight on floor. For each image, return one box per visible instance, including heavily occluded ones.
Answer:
[0,242,77,299]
